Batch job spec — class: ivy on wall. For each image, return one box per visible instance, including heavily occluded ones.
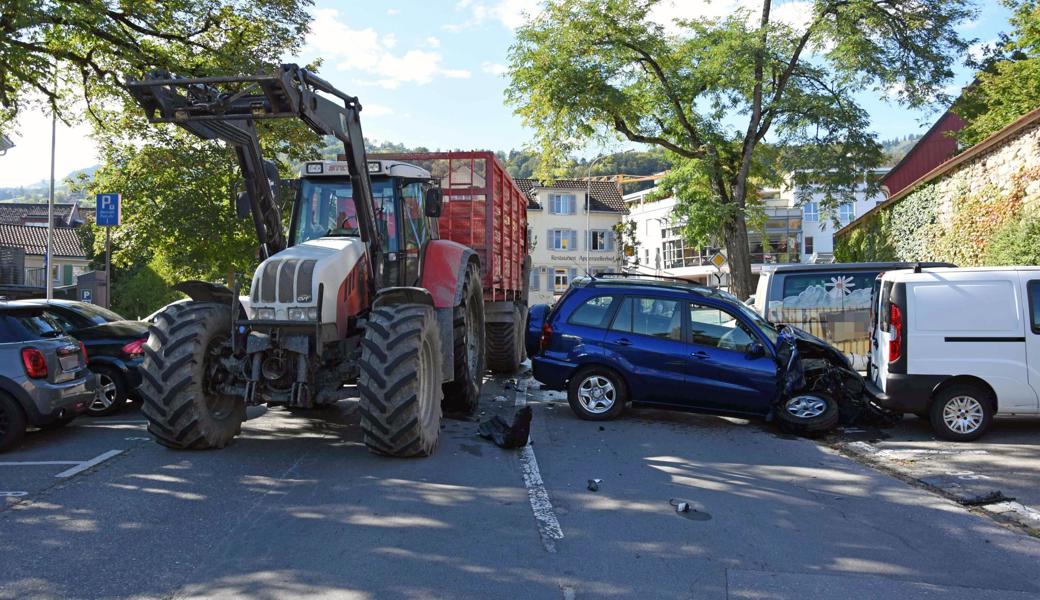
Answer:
[835,165,1040,265]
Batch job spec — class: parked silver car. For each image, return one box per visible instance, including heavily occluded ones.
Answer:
[0,302,95,451]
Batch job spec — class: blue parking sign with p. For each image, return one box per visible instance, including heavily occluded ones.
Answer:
[96,193,121,226]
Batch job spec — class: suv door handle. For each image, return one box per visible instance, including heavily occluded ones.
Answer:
[691,351,710,360]
[616,338,632,346]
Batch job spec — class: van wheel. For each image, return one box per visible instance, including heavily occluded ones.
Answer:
[776,393,840,436]
[567,367,626,421]
[930,385,993,442]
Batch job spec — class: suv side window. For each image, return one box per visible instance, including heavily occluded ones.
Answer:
[610,296,682,341]
[689,304,756,352]
[567,295,618,328]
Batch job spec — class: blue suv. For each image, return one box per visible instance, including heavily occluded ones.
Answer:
[527,274,875,434]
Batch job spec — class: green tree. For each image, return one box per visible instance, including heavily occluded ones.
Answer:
[507,0,972,298]
[0,0,310,133]
[955,1,1040,147]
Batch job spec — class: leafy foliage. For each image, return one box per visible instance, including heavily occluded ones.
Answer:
[506,0,972,297]
[955,1,1040,147]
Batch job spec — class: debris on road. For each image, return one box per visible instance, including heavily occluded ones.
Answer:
[477,406,532,449]
[587,478,601,491]
[493,395,508,402]
[669,498,712,521]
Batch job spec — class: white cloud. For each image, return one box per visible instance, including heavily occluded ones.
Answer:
[362,103,394,117]
[426,36,441,48]
[481,61,507,76]
[444,0,540,32]
[968,38,997,63]
[0,108,97,187]
[386,8,400,16]
[649,0,814,33]
[304,9,471,89]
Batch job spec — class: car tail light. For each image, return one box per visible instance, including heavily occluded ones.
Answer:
[21,347,48,379]
[888,303,903,363]
[122,338,146,358]
[80,341,89,362]
[539,321,553,351]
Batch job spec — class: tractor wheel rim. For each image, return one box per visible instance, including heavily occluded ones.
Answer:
[203,339,235,419]
[578,375,615,414]
[943,396,984,434]
[785,395,827,419]
[90,374,117,411]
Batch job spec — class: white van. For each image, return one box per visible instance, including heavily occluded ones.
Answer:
[869,266,1040,440]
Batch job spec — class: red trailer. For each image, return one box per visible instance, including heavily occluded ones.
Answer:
[373,151,530,372]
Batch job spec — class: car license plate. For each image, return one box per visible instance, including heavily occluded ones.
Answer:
[59,354,80,372]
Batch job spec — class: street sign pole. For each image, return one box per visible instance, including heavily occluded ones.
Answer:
[95,193,121,310]
[105,227,111,309]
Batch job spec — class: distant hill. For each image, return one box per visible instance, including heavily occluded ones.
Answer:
[880,135,923,167]
[0,165,98,203]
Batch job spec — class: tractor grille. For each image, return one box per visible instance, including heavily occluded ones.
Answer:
[253,259,317,304]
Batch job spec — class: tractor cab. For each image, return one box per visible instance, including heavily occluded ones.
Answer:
[290,160,442,288]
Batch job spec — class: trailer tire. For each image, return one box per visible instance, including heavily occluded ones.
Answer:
[139,301,245,450]
[358,304,443,457]
[487,303,522,374]
[442,264,485,417]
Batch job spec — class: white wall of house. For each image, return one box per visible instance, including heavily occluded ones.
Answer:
[23,255,91,286]
[527,186,623,305]
[789,174,885,262]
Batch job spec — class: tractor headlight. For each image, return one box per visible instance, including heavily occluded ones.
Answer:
[288,307,319,321]
[254,307,276,320]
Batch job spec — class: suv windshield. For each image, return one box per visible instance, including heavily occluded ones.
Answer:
[294,178,396,245]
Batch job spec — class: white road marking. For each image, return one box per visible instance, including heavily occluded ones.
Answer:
[54,450,123,478]
[515,382,565,553]
[0,491,28,497]
[562,585,576,599]
[0,460,81,466]
[125,437,151,441]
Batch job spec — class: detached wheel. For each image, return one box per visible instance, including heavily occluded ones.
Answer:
[567,367,626,421]
[442,264,485,417]
[86,366,127,417]
[0,393,27,452]
[776,392,840,436]
[930,385,993,442]
[358,304,444,457]
[139,301,245,449]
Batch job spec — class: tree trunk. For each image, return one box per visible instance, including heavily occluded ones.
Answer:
[723,212,754,300]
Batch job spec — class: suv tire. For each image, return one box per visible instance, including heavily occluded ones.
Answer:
[0,393,27,452]
[568,366,627,421]
[930,384,993,442]
[776,392,840,436]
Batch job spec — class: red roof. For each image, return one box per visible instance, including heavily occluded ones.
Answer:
[881,111,965,197]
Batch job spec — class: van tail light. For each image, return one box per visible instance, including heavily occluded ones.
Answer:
[80,341,89,362]
[888,303,903,363]
[539,321,553,351]
[122,338,146,358]
[21,348,48,379]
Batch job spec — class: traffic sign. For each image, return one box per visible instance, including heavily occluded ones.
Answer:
[95,193,121,226]
[80,289,93,304]
[709,251,727,270]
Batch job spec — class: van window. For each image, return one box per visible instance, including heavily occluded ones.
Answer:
[913,281,1020,332]
[1027,281,1040,334]
[568,296,617,329]
[610,297,682,341]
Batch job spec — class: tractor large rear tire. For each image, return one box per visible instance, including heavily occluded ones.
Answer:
[442,264,485,417]
[139,301,245,449]
[487,303,523,374]
[358,304,443,457]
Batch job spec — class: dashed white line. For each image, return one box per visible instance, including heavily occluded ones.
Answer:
[0,460,80,466]
[54,450,123,478]
[515,382,565,553]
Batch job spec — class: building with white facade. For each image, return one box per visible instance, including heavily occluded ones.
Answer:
[518,178,626,305]
[794,171,886,262]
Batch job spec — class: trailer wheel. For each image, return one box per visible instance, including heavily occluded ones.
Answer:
[442,264,485,417]
[139,301,245,449]
[358,304,443,457]
[487,303,522,374]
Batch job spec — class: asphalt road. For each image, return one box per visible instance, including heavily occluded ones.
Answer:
[2,374,1040,599]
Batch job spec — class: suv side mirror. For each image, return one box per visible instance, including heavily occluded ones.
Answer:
[425,188,443,218]
[746,341,766,358]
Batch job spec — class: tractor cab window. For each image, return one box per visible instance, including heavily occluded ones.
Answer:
[401,182,429,254]
[294,178,395,246]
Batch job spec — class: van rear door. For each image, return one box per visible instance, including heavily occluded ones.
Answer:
[869,279,893,390]
[1019,274,1040,412]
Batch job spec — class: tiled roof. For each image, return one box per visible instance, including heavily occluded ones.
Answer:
[515,178,628,213]
[0,202,80,226]
[0,225,86,257]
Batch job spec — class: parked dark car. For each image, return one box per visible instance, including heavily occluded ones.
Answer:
[0,302,94,451]
[527,274,879,434]
[21,300,148,417]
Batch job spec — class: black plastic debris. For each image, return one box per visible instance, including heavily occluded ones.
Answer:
[477,406,532,449]
[587,479,601,491]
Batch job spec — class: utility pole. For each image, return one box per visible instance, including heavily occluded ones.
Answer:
[46,64,58,300]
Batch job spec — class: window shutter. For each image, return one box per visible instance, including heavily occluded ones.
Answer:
[606,230,615,251]
[531,268,539,290]
[568,195,576,214]
[569,267,577,281]
[548,228,554,249]
[570,230,578,250]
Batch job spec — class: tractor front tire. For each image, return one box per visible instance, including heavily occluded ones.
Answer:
[139,301,245,450]
[487,303,523,374]
[442,264,486,417]
[358,304,444,457]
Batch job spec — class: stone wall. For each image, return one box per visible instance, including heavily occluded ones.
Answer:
[835,113,1040,265]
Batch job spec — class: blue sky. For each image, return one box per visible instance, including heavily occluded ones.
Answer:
[0,0,1015,187]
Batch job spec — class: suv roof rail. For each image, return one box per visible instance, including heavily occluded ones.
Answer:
[588,271,719,295]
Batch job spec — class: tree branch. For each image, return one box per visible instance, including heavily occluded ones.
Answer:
[610,113,704,159]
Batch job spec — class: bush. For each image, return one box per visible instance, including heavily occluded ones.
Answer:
[111,256,184,319]
[985,213,1040,266]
